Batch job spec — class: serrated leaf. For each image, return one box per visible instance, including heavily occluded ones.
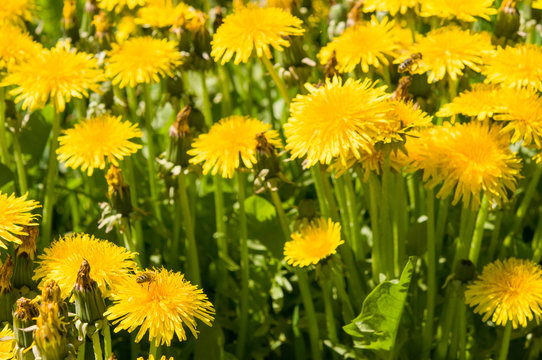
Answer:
[343,257,415,351]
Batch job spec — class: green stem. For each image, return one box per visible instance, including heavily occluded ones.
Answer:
[214,176,228,264]
[143,84,162,222]
[246,61,254,116]
[380,156,394,277]
[422,189,436,360]
[0,87,9,166]
[344,171,365,258]
[469,195,490,265]
[368,173,382,282]
[12,121,28,195]
[77,340,85,360]
[318,166,339,221]
[435,284,460,360]
[435,197,450,256]
[454,205,477,264]
[41,109,62,247]
[102,324,112,360]
[321,279,338,357]
[458,301,467,360]
[498,323,513,360]
[334,175,352,244]
[310,166,329,216]
[91,331,103,360]
[201,71,213,127]
[296,269,322,360]
[120,157,144,263]
[178,171,201,284]
[270,189,290,240]
[149,340,158,360]
[236,171,249,360]
[487,211,503,264]
[260,56,291,107]
[216,67,233,117]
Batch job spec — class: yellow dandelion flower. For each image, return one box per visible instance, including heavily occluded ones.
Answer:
[136,0,197,29]
[57,115,142,176]
[116,16,137,43]
[98,0,147,12]
[106,36,182,88]
[266,0,294,10]
[465,258,542,328]
[318,17,403,73]
[0,0,34,25]
[284,76,392,168]
[362,0,419,16]
[483,44,542,91]
[0,24,42,69]
[0,192,39,249]
[407,122,521,209]
[421,0,497,22]
[534,0,542,9]
[375,99,432,144]
[137,356,174,360]
[396,27,494,83]
[284,218,344,267]
[188,116,281,178]
[1,41,104,112]
[437,84,504,120]
[211,5,304,65]
[0,323,15,359]
[106,268,215,346]
[34,233,138,299]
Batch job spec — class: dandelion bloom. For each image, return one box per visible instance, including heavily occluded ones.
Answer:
[482,45,542,91]
[534,0,542,9]
[116,16,137,43]
[34,233,138,298]
[421,0,497,22]
[284,76,392,168]
[407,122,521,209]
[188,116,281,178]
[437,84,505,120]
[106,36,182,88]
[106,268,215,346]
[397,27,494,83]
[0,24,42,69]
[375,99,433,144]
[1,42,104,112]
[284,218,344,267]
[362,0,419,16]
[465,258,542,328]
[0,192,39,249]
[0,0,34,25]
[57,115,142,176]
[136,0,198,28]
[0,324,15,359]
[211,5,304,65]
[98,0,147,12]
[318,17,403,73]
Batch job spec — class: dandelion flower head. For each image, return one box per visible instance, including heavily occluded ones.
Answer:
[396,27,494,83]
[483,44,542,91]
[34,233,138,298]
[136,0,198,29]
[284,218,344,267]
[1,41,104,112]
[0,192,39,249]
[116,16,137,43]
[0,324,15,359]
[188,116,281,178]
[106,268,215,346]
[421,0,497,22]
[284,76,392,168]
[137,356,174,360]
[106,36,182,88]
[0,0,34,25]
[57,115,142,176]
[98,0,148,13]
[362,0,419,16]
[465,258,542,328]
[318,17,403,73]
[211,5,304,65]
[0,24,42,69]
[437,84,505,120]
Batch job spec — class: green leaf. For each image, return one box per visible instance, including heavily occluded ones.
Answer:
[244,195,277,222]
[343,257,415,351]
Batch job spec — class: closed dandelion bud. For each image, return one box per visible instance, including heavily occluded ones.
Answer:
[168,106,193,167]
[255,132,281,179]
[34,303,71,360]
[13,226,38,290]
[495,0,520,40]
[454,259,477,283]
[42,280,69,319]
[13,297,39,350]
[72,260,106,324]
[0,256,14,322]
[105,166,133,217]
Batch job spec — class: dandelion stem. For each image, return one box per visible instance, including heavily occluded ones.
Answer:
[216,67,233,117]
[178,170,201,284]
[121,156,144,260]
[236,171,250,360]
[91,331,104,360]
[321,279,339,355]
[143,84,162,222]
[422,188,436,360]
[149,341,158,360]
[214,176,229,269]
[41,109,62,246]
[270,189,290,241]
[344,171,365,259]
[77,340,85,360]
[296,269,322,360]
[498,323,513,360]
[368,173,383,282]
[12,120,28,195]
[201,71,213,128]
[261,55,291,107]
[310,166,329,216]
[102,324,112,360]
[0,87,9,167]
[246,61,254,116]
[469,195,490,265]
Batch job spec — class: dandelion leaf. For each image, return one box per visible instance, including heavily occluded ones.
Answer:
[343,257,414,351]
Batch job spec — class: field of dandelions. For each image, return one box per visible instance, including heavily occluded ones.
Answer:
[4,0,542,359]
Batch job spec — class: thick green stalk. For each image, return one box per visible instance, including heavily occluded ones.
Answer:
[261,56,291,107]
[498,323,513,360]
[343,171,364,258]
[368,173,383,281]
[435,287,458,360]
[77,341,85,360]
[201,71,213,127]
[334,176,353,244]
[236,171,249,360]
[41,110,62,246]
[149,341,158,360]
[270,189,290,241]
[435,197,450,256]
[143,84,162,222]
[310,166,329,216]
[214,176,228,264]
[392,172,408,275]
[178,171,201,284]
[12,122,28,195]
[422,189,436,360]
[0,87,9,166]
[321,279,338,358]
[318,167,339,221]
[102,324,112,360]
[216,67,233,117]
[246,61,254,116]
[469,195,490,265]
[487,211,503,264]
[454,205,477,264]
[380,156,394,277]
[121,156,144,258]
[296,269,322,360]
[91,331,103,360]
